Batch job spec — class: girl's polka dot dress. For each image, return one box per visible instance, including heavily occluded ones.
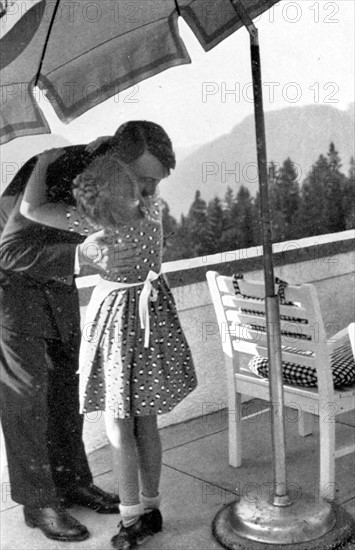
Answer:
[67,191,197,419]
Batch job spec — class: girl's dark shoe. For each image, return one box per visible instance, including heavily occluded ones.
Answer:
[23,505,90,541]
[111,510,162,550]
[142,508,163,533]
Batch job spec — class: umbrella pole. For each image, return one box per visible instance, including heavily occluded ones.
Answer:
[231,0,290,509]
[243,13,290,509]
[211,1,354,548]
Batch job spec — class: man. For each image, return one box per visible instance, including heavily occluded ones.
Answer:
[0,121,176,542]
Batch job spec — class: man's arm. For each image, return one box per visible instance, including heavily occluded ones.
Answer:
[0,208,135,280]
[0,136,132,281]
[20,149,70,230]
[0,144,98,281]
[0,210,79,280]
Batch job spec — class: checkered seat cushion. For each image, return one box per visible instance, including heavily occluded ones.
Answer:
[248,337,355,388]
[232,274,355,389]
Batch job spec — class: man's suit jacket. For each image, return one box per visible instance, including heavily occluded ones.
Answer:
[0,144,109,341]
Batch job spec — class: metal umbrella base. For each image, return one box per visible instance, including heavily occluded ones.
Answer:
[212,494,354,549]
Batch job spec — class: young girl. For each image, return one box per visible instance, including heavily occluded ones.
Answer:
[20,144,197,550]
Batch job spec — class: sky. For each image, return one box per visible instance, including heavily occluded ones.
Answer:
[34,0,355,150]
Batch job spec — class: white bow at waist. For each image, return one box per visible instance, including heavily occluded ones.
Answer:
[78,270,161,374]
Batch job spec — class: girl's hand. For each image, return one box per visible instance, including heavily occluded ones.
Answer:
[85,135,112,154]
[37,148,65,166]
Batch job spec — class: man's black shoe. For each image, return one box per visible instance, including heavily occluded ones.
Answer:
[24,505,90,542]
[62,483,120,514]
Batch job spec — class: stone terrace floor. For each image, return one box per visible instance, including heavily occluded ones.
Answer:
[1,399,355,550]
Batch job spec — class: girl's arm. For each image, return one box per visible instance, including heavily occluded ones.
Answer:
[20,148,69,230]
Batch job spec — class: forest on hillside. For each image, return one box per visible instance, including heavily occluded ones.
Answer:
[161,143,355,261]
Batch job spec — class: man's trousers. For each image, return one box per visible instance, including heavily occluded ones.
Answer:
[0,327,93,506]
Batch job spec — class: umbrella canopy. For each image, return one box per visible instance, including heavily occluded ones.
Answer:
[0,0,277,144]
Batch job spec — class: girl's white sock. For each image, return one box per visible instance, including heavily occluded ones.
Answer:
[120,502,144,528]
[141,492,161,511]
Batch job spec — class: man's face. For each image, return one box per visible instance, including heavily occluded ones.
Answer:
[108,166,138,206]
[128,151,170,197]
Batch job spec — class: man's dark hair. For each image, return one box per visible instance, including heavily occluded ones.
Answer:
[107,120,176,173]
[34,121,175,207]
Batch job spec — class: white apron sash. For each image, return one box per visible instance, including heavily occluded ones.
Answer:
[78,270,160,373]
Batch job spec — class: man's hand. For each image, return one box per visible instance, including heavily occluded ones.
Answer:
[77,230,137,274]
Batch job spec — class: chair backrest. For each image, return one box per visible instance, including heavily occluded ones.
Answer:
[206,271,335,396]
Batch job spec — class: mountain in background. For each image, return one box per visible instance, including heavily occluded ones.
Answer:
[165,105,355,219]
[175,143,202,163]
[1,105,353,216]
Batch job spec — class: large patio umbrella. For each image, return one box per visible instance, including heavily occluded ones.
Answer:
[0,1,353,548]
[0,0,277,144]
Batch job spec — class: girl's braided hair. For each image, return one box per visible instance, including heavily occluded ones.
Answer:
[72,153,139,228]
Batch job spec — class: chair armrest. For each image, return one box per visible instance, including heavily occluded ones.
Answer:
[348,323,355,356]
[326,325,352,353]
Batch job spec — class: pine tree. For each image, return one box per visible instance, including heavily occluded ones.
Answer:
[327,141,342,171]
[219,187,237,251]
[170,214,194,260]
[161,199,178,261]
[222,187,235,211]
[343,157,355,229]
[163,144,351,262]
[204,197,224,255]
[234,185,256,248]
[297,154,329,237]
[269,158,300,241]
[186,190,209,256]
[323,143,346,234]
